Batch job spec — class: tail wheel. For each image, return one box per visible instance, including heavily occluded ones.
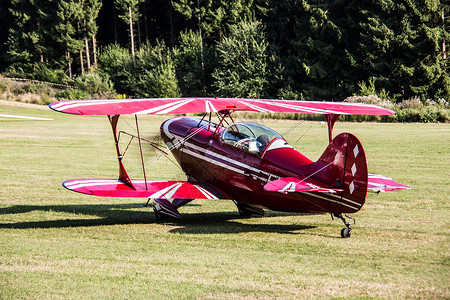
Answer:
[341,227,352,238]
[334,213,354,238]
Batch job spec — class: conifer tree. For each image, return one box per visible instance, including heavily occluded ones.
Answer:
[114,0,144,56]
[358,0,449,100]
[291,0,357,100]
[212,19,268,98]
[173,29,215,96]
[171,0,255,43]
[6,0,56,68]
[81,0,102,71]
[55,0,84,78]
[0,1,12,70]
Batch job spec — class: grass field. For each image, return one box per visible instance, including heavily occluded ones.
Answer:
[0,101,449,299]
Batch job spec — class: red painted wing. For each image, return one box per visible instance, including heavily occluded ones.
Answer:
[264,177,344,193]
[367,173,410,192]
[49,98,395,116]
[63,179,222,199]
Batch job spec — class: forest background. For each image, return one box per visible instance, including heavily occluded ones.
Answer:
[0,0,448,122]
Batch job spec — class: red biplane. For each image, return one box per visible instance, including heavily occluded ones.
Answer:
[49,98,409,237]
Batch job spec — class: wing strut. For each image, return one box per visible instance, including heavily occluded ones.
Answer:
[108,115,135,190]
[135,115,148,190]
[325,114,340,143]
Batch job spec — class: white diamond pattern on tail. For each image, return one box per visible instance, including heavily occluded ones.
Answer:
[349,181,355,194]
[353,144,359,158]
[351,163,357,176]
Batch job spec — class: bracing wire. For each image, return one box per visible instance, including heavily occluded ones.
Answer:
[295,125,313,144]
[282,114,311,136]
[301,154,346,183]
[128,126,204,178]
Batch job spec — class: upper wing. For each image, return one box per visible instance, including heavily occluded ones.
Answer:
[63,179,224,199]
[49,97,395,116]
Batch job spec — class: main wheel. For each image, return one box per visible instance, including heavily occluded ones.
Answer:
[341,227,351,238]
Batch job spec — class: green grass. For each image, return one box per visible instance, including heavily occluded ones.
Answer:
[1,102,449,299]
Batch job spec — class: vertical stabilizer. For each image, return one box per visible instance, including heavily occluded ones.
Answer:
[315,133,368,213]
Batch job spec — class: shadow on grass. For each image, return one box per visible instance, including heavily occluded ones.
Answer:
[0,203,154,229]
[171,212,317,235]
[0,203,320,236]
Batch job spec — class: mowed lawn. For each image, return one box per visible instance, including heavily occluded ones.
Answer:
[0,101,448,299]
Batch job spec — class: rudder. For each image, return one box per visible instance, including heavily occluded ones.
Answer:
[314,133,368,213]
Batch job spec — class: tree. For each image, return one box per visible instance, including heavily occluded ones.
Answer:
[172,0,255,43]
[98,43,133,93]
[212,19,268,98]
[6,0,56,68]
[287,0,449,102]
[114,0,144,56]
[99,41,181,97]
[81,0,102,71]
[131,41,181,97]
[0,1,12,71]
[357,0,449,100]
[173,30,215,96]
[291,0,357,100]
[55,0,84,78]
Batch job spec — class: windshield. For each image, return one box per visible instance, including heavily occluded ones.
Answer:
[221,122,290,155]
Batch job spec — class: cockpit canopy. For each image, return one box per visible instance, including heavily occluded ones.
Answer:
[221,122,292,156]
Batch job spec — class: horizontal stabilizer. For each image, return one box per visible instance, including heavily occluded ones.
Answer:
[367,173,410,192]
[264,177,344,194]
[63,179,222,199]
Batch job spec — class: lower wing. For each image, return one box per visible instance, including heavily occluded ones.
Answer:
[63,179,224,199]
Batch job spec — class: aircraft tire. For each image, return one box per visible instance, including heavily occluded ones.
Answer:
[341,227,351,238]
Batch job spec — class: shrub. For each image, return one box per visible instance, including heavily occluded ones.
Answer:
[32,63,70,84]
[98,43,132,94]
[344,95,395,110]
[5,63,70,85]
[356,77,392,102]
[131,41,181,98]
[55,88,91,100]
[0,79,11,93]
[173,30,214,96]
[397,96,423,109]
[74,72,115,96]
[394,97,449,123]
[99,41,180,98]
[277,86,303,101]
[212,19,268,98]
[346,95,449,123]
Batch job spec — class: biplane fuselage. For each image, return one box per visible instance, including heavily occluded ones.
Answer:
[161,116,368,215]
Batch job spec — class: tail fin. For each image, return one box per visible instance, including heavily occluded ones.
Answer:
[313,133,368,213]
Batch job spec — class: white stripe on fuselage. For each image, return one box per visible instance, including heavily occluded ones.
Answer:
[325,192,363,207]
[303,192,359,211]
[183,140,273,178]
[181,147,247,176]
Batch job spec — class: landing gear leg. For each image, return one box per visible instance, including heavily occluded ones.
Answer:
[233,201,265,217]
[152,198,182,220]
[333,213,355,238]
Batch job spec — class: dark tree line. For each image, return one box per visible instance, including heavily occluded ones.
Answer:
[0,0,448,102]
